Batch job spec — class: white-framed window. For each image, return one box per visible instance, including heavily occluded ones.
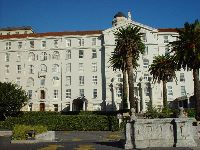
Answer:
[40,77,45,86]
[66,50,71,60]
[5,42,11,50]
[66,76,71,86]
[66,89,71,98]
[79,89,84,97]
[5,53,9,62]
[66,39,71,47]
[16,77,20,86]
[17,53,21,62]
[27,77,34,87]
[79,50,84,58]
[141,33,147,42]
[79,76,84,85]
[92,38,96,46]
[42,41,46,48]
[79,63,84,72]
[54,40,58,48]
[164,36,169,43]
[5,65,9,73]
[41,64,47,72]
[27,90,32,99]
[165,47,170,55]
[116,86,122,97]
[93,89,97,98]
[92,76,97,85]
[17,65,21,74]
[30,41,34,48]
[143,59,149,68]
[180,73,185,82]
[92,63,97,72]
[53,76,59,85]
[78,39,84,46]
[144,85,150,96]
[28,52,35,61]
[144,46,148,55]
[18,42,22,49]
[92,49,97,58]
[28,65,34,74]
[117,74,123,82]
[52,64,59,73]
[52,51,60,60]
[181,86,186,96]
[53,104,58,112]
[53,90,58,99]
[144,74,149,82]
[66,63,71,72]
[168,86,173,96]
[40,52,48,61]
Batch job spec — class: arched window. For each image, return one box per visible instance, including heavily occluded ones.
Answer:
[52,51,60,60]
[41,64,47,72]
[52,64,59,73]
[27,77,34,87]
[28,52,35,61]
[40,52,47,61]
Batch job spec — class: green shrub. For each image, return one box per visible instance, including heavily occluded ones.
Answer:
[12,124,47,140]
[185,108,196,117]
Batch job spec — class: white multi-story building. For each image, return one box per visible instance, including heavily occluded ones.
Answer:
[0,12,194,112]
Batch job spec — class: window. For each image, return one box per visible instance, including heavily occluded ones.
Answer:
[66,50,71,60]
[54,40,58,48]
[144,46,148,55]
[24,31,28,34]
[53,104,58,112]
[5,53,9,62]
[181,86,186,96]
[180,73,185,82]
[28,90,32,99]
[5,65,9,73]
[5,42,11,50]
[40,90,45,99]
[92,76,97,85]
[165,47,170,55]
[7,32,10,35]
[93,89,97,98]
[92,63,97,72]
[66,39,71,47]
[18,42,22,49]
[66,76,71,86]
[79,76,84,85]
[66,89,71,98]
[27,77,34,87]
[92,38,96,46]
[142,33,147,42]
[41,64,47,72]
[52,64,59,73]
[78,39,84,46]
[30,41,34,48]
[117,74,123,82]
[143,59,149,68]
[143,74,149,82]
[42,41,46,48]
[17,65,21,74]
[144,85,150,96]
[53,90,58,99]
[79,89,84,97]
[79,50,84,58]
[16,53,21,62]
[116,87,122,97]
[28,52,35,61]
[53,76,59,85]
[15,32,19,34]
[52,51,60,60]
[79,63,84,72]
[40,52,48,61]
[92,49,97,58]
[16,78,20,86]
[168,86,173,96]
[28,65,34,74]
[40,77,45,86]
[66,63,71,72]
[164,36,169,43]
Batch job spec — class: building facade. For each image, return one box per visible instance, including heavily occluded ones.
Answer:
[0,12,194,112]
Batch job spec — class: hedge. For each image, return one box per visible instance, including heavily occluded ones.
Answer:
[0,112,119,131]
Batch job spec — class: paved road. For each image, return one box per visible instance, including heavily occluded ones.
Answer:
[0,131,199,150]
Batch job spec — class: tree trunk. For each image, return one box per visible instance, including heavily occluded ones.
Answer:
[193,69,200,119]
[162,80,167,108]
[122,69,128,109]
[126,55,135,109]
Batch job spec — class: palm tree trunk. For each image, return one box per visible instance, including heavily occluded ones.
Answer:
[193,69,200,119]
[163,80,167,108]
[122,69,128,109]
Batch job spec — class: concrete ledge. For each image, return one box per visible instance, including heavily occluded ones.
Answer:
[0,131,12,136]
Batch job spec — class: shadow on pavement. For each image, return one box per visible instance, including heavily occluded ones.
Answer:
[94,139,125,149]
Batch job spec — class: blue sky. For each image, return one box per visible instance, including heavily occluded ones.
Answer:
[0,0,199,32]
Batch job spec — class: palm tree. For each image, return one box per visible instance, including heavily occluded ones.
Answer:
[170,20,200,117]
[114,25,145,109]
[149,55,177,108]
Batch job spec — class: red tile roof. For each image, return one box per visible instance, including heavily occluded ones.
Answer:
[0,30,103,39]
[158,28,178,32]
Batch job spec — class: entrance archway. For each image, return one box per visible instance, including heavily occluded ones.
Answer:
[72,97,87,111]
[40,103,45,111]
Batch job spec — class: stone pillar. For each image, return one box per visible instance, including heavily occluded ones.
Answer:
[141,81,146,112]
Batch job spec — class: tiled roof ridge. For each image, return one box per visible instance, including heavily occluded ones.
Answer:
[158,28,179,32]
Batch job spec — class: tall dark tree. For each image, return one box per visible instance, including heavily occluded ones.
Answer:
[170,20,200,117]
[114,25,145,109]
[149,55,177,108]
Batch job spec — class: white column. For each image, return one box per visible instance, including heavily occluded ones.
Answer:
[70,101,73,111]
[141,81,146,112]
